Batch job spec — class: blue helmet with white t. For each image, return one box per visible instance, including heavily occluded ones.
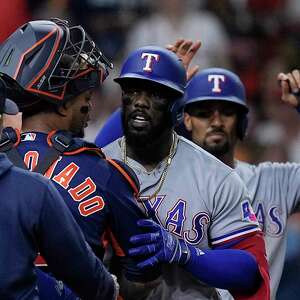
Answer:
[184,68,249,139]
[114,46,187,125]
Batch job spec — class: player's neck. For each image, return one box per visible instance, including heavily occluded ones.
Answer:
[125,131,174,171]
[22,113,70,134]
[216,151,235,168]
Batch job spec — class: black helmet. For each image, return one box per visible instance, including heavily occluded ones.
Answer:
[0,78,18,115]
[0,18,113,107]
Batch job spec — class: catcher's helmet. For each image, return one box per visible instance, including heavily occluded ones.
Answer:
[0,18,113,107]
[114,46,187,125]
[0,78,18,115]
[184,68,249,139]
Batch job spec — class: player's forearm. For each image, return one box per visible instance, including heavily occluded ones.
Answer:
[183,245,259,293]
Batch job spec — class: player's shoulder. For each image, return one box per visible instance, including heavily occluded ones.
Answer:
[93,138,139,194]
[102,138,123,160]
[62,136,110,169]
[177,135,233,176]
[105,158,140,196]
[2,155,52,197]
[236,159,300,176]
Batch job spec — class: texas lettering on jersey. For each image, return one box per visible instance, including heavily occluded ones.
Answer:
[140,194,259,248]
[254,202,283,236]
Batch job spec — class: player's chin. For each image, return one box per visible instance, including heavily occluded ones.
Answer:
[205,143,229,156]
[126,126,150,144]
[206,134,227,144]
[127,121,152,137]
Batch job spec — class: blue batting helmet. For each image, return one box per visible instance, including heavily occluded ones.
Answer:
[115,46,187,125]
[184,68,249,139]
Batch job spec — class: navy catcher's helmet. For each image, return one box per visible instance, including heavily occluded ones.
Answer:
[184,68,249,139]
[115,46,187,125]
[0,78,19,115]
[0,18,113,107]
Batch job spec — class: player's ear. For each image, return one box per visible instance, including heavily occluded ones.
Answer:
[183,112,192,132]
[57,103,68,117]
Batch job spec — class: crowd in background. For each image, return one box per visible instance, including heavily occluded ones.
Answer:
[1,0,300,298]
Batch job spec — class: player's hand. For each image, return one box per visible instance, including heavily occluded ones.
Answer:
[166,39,201,81]
[128,219,190,269]
[278,69,300,108]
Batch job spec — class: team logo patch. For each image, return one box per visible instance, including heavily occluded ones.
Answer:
[21,133,36,141]
[241,200,257,223]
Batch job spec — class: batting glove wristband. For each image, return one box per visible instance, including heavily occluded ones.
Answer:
[128,219,191,269]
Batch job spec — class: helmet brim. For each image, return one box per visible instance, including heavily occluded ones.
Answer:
[114,74,184,97]
[185,96,249,113]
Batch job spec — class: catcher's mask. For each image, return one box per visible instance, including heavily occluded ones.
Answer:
[0,18,113,107]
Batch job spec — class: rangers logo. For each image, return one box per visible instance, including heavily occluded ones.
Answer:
[141,52,160,72]
[208,74,225,93]
[241,200,257,223]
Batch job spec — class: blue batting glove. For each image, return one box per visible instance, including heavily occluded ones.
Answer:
[128,219,191,269]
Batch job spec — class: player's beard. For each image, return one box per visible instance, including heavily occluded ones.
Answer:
[69,106,90,138]
[69,119,85,138]
[73,128,85,138]
[201,139,230,157]
[123,116,171,149]
[122,109,173,162]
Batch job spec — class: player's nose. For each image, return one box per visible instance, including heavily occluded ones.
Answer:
[210,110,223,127]
[133,91,151,108]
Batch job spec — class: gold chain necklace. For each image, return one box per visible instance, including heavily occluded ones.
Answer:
[121,132,177,201]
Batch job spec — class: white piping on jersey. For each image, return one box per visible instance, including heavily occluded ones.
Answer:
[211,226,259,246]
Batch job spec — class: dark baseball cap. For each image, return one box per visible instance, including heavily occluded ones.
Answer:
[0,78,18,115]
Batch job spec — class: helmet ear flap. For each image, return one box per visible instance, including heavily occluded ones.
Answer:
[169,97,184,126]
[237,113,248,140]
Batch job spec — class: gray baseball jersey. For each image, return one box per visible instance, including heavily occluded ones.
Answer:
[238,160,300,299]
[103,134,260,300]
[219,160,300,300]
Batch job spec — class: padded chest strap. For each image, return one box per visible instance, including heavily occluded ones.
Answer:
[0,127,27,169]
[36,130,105,174]
[0,128,105,174]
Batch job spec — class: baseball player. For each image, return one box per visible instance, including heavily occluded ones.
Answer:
[0,80,117,299]
[0,19,160,298]
[180,67,300,300]
[101,46,270,300]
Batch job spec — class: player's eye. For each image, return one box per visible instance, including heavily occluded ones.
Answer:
[220,107,236,116]
[191,110,213,118]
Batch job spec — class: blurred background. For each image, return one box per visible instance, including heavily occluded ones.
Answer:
[1,0,300,298]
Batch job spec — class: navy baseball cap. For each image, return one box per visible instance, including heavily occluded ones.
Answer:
[0,78,18,115]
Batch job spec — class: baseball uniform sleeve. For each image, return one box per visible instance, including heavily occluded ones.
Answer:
[209,170,260,247]
[38,181,115,300]
[206,171,270,299]
[258,162,300,214]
